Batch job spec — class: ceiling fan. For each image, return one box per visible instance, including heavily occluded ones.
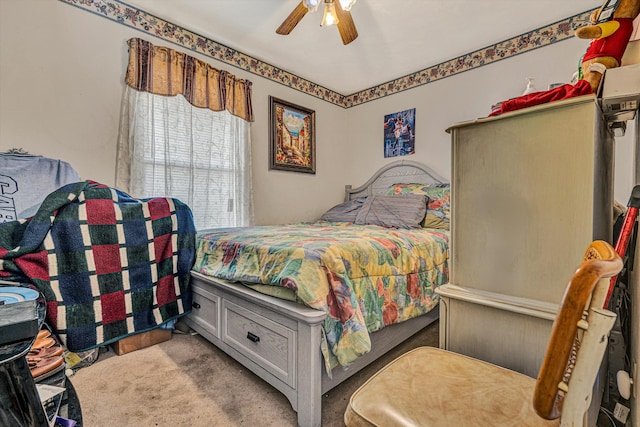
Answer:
[276,0,358,45]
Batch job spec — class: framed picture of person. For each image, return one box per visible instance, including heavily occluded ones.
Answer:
[384,108,416,158]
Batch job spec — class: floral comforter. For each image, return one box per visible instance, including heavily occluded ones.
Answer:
[193,222,449,369]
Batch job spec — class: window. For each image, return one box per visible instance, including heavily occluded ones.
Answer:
[119,88,253,230]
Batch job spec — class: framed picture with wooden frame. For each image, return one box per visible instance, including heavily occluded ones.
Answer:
[269,96,316,174]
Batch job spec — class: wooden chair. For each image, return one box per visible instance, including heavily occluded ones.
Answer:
[344,240,623,427]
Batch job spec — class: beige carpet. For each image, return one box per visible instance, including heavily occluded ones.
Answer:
[70,321,439,426]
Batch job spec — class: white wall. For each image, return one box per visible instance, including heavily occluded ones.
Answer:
[1,0,636,226]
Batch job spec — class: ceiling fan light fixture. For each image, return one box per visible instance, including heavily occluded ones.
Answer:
[320,1,339,27]
[338,0,357,11]
[302,0,320,13]
[276,0,357,44]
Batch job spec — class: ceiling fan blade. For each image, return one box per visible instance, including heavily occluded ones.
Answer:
[334,0,358,45]
[276,2,309,35]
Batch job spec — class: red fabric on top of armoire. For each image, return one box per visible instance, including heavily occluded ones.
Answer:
[489,79,594,117]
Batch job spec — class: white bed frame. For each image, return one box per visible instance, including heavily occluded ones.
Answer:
[183,160,447,427]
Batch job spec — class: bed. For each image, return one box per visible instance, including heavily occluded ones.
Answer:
[182,160,449,427]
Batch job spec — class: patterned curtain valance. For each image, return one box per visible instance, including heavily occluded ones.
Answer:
[125,38,254,122]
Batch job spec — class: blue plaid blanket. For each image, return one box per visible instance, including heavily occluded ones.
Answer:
[0,181,196,351]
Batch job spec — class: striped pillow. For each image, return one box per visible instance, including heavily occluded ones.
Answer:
[354,194,427,229]
[319,197,367,222]
[385,183,450,230]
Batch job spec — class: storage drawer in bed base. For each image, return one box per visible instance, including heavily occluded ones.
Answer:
[183,272,326,427]
[189,285,221,339]
[184,272,440,427]
[222,299,297,388]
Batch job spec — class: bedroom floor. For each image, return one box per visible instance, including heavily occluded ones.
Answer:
[69,320,439,426]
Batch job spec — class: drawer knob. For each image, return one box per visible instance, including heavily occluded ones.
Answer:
[192,302,201,309]
[247,332,260,343]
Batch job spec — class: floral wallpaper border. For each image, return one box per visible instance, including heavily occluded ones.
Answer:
[59,0,593,109]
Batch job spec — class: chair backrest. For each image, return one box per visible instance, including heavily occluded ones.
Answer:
[533,240,623,423]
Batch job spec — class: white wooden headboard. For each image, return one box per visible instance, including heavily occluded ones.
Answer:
[344,160,447,201]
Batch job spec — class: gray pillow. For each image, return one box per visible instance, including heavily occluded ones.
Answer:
[320,197,367,222]
[355,194,428,229]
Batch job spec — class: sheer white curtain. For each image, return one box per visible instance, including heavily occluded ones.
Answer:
[116,86,253,230]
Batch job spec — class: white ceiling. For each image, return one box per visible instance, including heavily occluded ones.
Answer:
[122,0,602,94]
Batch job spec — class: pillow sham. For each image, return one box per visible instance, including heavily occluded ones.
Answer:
[354,194,427,229]
[385,183,450,229]
[319,197,367,222]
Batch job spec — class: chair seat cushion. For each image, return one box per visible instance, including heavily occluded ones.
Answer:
[345,347,560,427]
